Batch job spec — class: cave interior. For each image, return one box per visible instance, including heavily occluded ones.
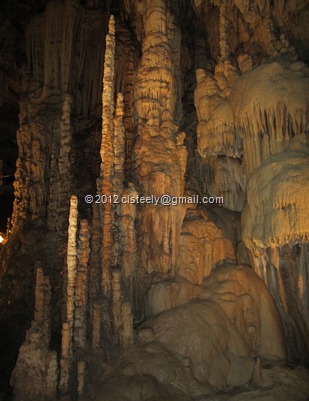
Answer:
[0,0,309,400]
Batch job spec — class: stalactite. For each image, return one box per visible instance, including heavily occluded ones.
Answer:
[230,61,309,176]
[114,23,139,178]
[60,0,80,94]
[40,2,64,99]
[242,138,309,251]
[74,10,108,119]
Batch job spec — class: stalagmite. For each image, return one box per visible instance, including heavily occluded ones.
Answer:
[77,361,86,398]
[99,15,116,297]
[121,184,137,279]
[120,301,134,352]
[112,269,122,343]
[66,195,78,323]
[58,94,73,231]
[134,0,188,273]
[59,322,71,393]
[33,266,51,339]
[252,358,263,387]
[75,219,90,351]
[11,267,58,401]
[113,93,125,200]
[92,303,102,350]
[2,1,309,400]
[89,202,101,302]
[60,194,78,394]
[112,92,125,269]
[219,2,230,61]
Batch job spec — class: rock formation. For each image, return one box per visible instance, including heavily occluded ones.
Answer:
[0,0,308,400]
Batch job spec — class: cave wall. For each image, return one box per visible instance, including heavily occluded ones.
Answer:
[0,0,308,400]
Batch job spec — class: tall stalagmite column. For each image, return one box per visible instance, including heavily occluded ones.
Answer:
[112,92,125,269]
[60,194,78,394]
[98,15,116,297]
[134,0,188,274]
[75,219,90,351]
[67,195,78,323]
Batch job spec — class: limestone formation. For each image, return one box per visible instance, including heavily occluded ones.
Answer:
[133,0,188,274]
[10,267,58,401]
[1,1,309,401]
[120,301,134,352]
[200,264,287,358]
[230,62,309,176]
[59,194,79,394]
[177,208,236,285]
[121,185,137,280]
[75,219,90,351]
[241,137,309,363]
[99,15,116,298]
[66,195,78,324]
[242,139,309,252]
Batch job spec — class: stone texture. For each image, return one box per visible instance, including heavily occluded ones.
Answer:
[177,208,236,285]
[133,0,188,274]
[201,264,287,358]
[241,137,309,364]
[242,138,309,251]
[10,268,58,401]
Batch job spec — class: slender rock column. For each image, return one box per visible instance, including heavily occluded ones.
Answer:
[219,2,230,61]
[75,219,90,351]
[67,195,78,323]
[60,194,78,394]
[92,303,102,349]
[112,269,123,342]
[112,93,126,269]
[120,301,134,352]
[99,15,116,297]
